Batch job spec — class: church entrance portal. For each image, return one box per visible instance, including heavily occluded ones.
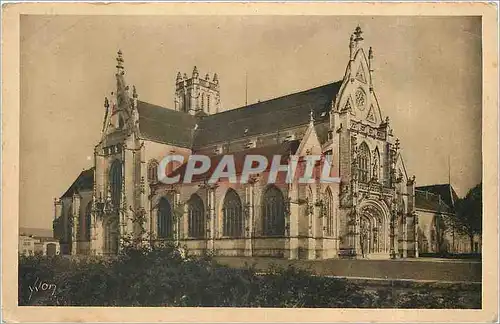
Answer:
[358,202,389,258]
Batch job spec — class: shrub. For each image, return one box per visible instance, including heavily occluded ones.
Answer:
[18,247,481,308]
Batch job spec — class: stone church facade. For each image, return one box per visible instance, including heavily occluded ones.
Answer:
[53,27,459,259]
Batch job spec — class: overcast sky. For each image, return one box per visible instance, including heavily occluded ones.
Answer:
[20,15,482,230]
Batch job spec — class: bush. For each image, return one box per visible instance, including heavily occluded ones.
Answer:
[18,246,481,308]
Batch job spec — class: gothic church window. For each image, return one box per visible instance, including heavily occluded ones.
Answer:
[85,202,92,241]
[147,159,159,183]
[109,160,122,211]
[325,188,335,236]
[222,189,243,237]
[188,194,205,238]
[157,197,173,239]
[357,142,370,183]
[262,185,285,236]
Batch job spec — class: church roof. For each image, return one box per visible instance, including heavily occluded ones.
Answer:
[416,183,459,211]
[137,100,198,148]
[193,81,342,147]
[415,184,457,214]
[19,227,54,239]
[165,140,300,183]
[61,167,95,198]
[135,81,342,148]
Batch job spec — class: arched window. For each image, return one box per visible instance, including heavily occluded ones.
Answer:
[223,189,243,237]
[85,202,92,241]
[373,148,380,181]
[325,188,334,236]
[109,160,122,211]
[357,142,370,183]
[157,197,173,238]
[188,194,205,238]
[148,159,159,183]
[262,186,285,236]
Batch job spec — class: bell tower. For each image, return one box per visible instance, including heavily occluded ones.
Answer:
[174,66,221,115]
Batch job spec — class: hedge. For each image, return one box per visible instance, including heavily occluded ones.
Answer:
[18,244,481,308]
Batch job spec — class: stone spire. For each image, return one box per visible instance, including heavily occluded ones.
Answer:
[349,34,356,61]
[213,73,219,84]
[116,49,124,75]
[102,97,110,133]
[205,73,210,81]
[176,72,182,83]
[192,66,199,78]
[132,85,138,99]
[354,25,364,43]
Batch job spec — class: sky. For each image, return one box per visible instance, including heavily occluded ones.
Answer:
[20,15,482,230]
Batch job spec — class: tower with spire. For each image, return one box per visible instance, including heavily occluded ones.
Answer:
[174,66,221,115]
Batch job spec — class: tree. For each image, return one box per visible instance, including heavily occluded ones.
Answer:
[433,211,448,254]
[453,183,482,252]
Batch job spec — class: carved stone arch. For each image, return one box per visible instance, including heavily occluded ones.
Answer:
[357,199,391,254]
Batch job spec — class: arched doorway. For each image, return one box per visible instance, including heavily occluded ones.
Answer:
[358,201,390,257]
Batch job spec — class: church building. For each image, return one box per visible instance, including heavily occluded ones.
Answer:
[53,27,457,259]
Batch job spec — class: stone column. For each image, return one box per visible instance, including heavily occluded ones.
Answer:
[307,199,316,260]
[71,193,81,255]
[313,201,323,259]
[244,180,256,257]
[287,184,299,260]
[206,185,217,252]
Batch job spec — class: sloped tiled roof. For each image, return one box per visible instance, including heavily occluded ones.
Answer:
[416,183,459,212]
[61,168,94,198]
[166,140,300,183]
[415,189,453,214]
[135,82,342,148]
[19,227,54,239]
[137,100,197,148]
[192,81,342,147]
